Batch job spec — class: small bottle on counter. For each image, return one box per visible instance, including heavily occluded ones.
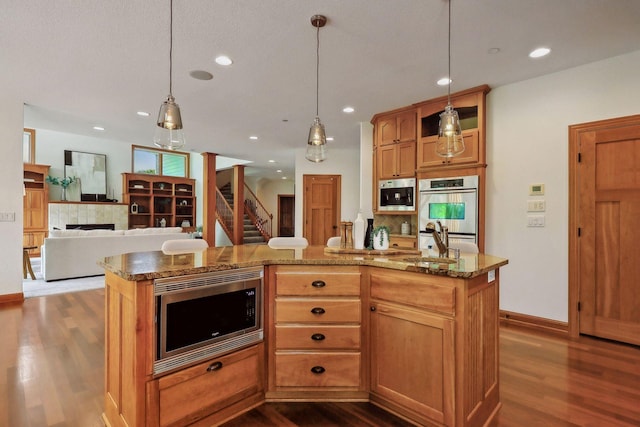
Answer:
[340,221,347,248]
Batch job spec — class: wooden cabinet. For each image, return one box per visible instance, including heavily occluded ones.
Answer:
[154,345,263,427]
[368,267,500,427]
[23,163,50,257]
[374,109,417,180]
[416,85,489,170]
[267,265,367,399]
[388,234,417,250]
[122,173,196,229]
[103,271,265,427]
[376,110,416,146]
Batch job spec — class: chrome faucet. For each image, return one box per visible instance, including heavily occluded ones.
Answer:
[425,221,451,258]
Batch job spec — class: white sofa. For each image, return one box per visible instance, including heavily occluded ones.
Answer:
[41,227,190,281]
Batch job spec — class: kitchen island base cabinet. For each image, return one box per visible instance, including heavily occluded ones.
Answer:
[368,268,500,427]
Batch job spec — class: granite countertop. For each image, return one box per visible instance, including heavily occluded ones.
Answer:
[98,245,508,282]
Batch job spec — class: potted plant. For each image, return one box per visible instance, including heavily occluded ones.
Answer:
[371,225,390,250]
[46,175,77,201]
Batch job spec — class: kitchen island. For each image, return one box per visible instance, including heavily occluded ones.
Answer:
[100,245,507,427]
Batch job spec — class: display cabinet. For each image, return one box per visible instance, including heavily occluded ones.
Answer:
[122,173,196,229]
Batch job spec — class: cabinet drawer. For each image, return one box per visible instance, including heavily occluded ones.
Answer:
[275,352,361,387]
[275,299,361,323]
[157,345,262,427]
[370,270,455,315]
[276,325,361,350]
[275,268,361,296]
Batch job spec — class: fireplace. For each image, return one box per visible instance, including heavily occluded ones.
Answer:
[66,223,115,231]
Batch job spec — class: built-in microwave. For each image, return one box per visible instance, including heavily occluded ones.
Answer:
[153,267,264,374]
[378,178,416,212]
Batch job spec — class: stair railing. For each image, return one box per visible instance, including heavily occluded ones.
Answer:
[215,187,234,242]
[244,184,272,241]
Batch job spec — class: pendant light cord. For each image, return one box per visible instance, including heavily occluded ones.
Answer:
[315,23,320,117]
[169,0,174,96]
[447,0,452,105]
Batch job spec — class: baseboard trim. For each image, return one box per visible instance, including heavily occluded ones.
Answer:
[0,292,24,305]
[499,310,568,337]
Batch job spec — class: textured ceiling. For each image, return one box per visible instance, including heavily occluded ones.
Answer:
[4,0,640,179]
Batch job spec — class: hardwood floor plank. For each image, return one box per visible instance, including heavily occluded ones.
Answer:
[1,290,640,426]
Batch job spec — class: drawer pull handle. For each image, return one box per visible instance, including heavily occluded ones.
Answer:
[206,361,223,372]
[310,366,326,374]
[311,280,326,288]
[311,333,326,341]
[310,307,326,315]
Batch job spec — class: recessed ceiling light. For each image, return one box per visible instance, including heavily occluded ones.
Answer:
[437,77,451,86]
[529,47,551,58]
[342,106,355,113]
[487,47,500,54]
[93,126,105,131]
[190,70,214,80]
[276,169,282,173]
[137,111,150,117]
[326,136,334,141]
[215,55,233,66]
[268,160,275,163]
[249,136,258,140]
[281,176,287,180]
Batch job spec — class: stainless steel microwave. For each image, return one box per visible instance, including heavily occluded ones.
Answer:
[378,178,416,212]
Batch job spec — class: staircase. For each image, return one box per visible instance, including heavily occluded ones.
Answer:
[219,183,266,244]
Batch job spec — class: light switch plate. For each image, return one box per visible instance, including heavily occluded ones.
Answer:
[0,212,16,222]
[527,215,545,227]
[527,200,546,212]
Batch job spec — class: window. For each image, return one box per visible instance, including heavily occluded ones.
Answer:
[132,145,189,177]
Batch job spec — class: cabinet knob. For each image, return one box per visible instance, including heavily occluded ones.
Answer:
[370,306,377,312]
[311,333,326,341]
[310,366,326,374]
[206,361,223,372]
[311,280,326,288]
[310,307,326,315]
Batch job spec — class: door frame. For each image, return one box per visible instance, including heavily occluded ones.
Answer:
[277,194,295,237]
[568,113,640,339]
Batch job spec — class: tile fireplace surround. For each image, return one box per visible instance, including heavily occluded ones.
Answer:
[48,202,128,231]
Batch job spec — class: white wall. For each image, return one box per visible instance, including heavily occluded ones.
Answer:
[256,178,295,237]
[0,99,25,297]
[486,49,640,322]
[294,145,361,238]
[35,129,130,202]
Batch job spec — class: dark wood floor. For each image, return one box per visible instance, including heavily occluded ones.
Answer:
[1,289,639,426]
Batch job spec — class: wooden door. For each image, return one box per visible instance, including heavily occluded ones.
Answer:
[303,175,341,246]
[278,194,294,237]
[570,115,640,345]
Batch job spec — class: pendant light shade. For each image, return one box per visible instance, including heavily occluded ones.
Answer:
[305,14,328,163]
[435,0,465,158]
[154,0,185,151]
[306,116,327,162]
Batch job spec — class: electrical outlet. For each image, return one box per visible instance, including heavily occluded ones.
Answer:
[0,212,16,222]
[527,200,546,212]
[527,215,545,227]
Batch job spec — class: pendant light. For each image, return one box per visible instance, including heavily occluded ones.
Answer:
[305,14,328,163]
[435,0,465,158]
[154,0,186,151]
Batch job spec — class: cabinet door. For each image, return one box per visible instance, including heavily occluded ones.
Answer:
[396,141,416,177]
[396,111,417,143]
[376,117,399,146]
[376,144,399,179]
[370,302,454,426]
[24,190,46,230]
